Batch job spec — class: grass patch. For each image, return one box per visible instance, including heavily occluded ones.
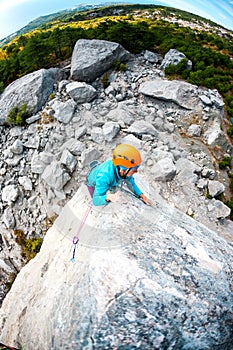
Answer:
[14,229,43,262]
[219,156,232,169]
[7,103,31,126]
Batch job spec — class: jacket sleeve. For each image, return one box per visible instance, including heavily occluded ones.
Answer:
[92,171,110,206]
[125,176,143,197]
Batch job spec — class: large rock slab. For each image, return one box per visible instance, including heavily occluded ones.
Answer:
[70,39,131,82]
[0,68,65,125]
[139,79,200,110]
[0,185,232,349]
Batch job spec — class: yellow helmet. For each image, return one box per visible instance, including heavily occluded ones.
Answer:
[112,144,142,168]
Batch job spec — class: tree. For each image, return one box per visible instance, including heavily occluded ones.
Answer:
[19,34,50,72]
[49,28,63,59]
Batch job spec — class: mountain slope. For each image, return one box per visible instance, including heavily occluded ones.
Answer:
[1,3,232,47]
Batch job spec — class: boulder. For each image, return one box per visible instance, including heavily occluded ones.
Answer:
[196,178,208,190]
[10,139,24,155]
[175,158,200,185]
[208,199,231,219]
[127,120,158,137]
[209,90,225,109]
[66,82,97,104]
[3,208,15,229]
[18,176,33,191]
[0,68,64,125]
[41,161,71,191]
[75,125,87,140]
[80,148,102,166]
[201,167,216,179]
[106,106,134,125]
[152,148,174,162]
[199,94,212,106]
[151,157,176,181]
[31,151,54,174]
[52,99,76,124]
[143,50,163,64]
[61,139,85,156]
[208,180,225,198]
[70,39,131,82]
[2,185,19,203]
[139,79,199,110]
[102,121,120,142]
[60,150,77,173]
[91,127,104,144]
[160,49,192,70]
[187,124,202,137]
[25,114,42,125]
[23,135,40,149]
[203,120,224,146]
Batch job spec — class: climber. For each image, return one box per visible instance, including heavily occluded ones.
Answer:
[86,143,153,206]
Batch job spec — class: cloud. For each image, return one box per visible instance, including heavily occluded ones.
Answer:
[0,0,31,12]
[217,1,233,17]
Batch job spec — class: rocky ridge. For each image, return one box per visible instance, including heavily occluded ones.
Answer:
[0,39,232,308]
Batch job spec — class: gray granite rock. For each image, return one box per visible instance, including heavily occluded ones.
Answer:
[0,185,232,349]
[70,39,131,82]
[80,148,102,166]
[41,161,71,190]
[187,124,202,137]
[127,120,158,137]
[0,68,64,124]
[10,139,24,155]
[60,150,77,173]
[2,185,19,203]
[52,99,76,124]
[151,157,176,181]
[144,50,163,64]
[66,82,97,103]
[139,79,199,110]
[102,121,120,142]
[208,180,225,197]
[160,49,192,70]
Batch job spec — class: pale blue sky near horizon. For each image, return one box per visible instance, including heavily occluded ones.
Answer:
[0,0,232,40]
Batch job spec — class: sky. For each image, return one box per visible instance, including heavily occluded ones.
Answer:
[0,0,232,40]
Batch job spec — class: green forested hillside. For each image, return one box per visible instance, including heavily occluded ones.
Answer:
[0,4,233,121]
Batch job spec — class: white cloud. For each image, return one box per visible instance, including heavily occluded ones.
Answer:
[0,0,31,12]
[218,1,233,17]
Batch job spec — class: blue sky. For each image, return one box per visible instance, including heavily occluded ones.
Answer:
[0,0,232,40]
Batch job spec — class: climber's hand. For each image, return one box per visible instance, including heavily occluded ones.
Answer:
[139,194,157,207]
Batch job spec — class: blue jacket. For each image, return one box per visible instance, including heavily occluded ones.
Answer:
[87,159,143,206]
